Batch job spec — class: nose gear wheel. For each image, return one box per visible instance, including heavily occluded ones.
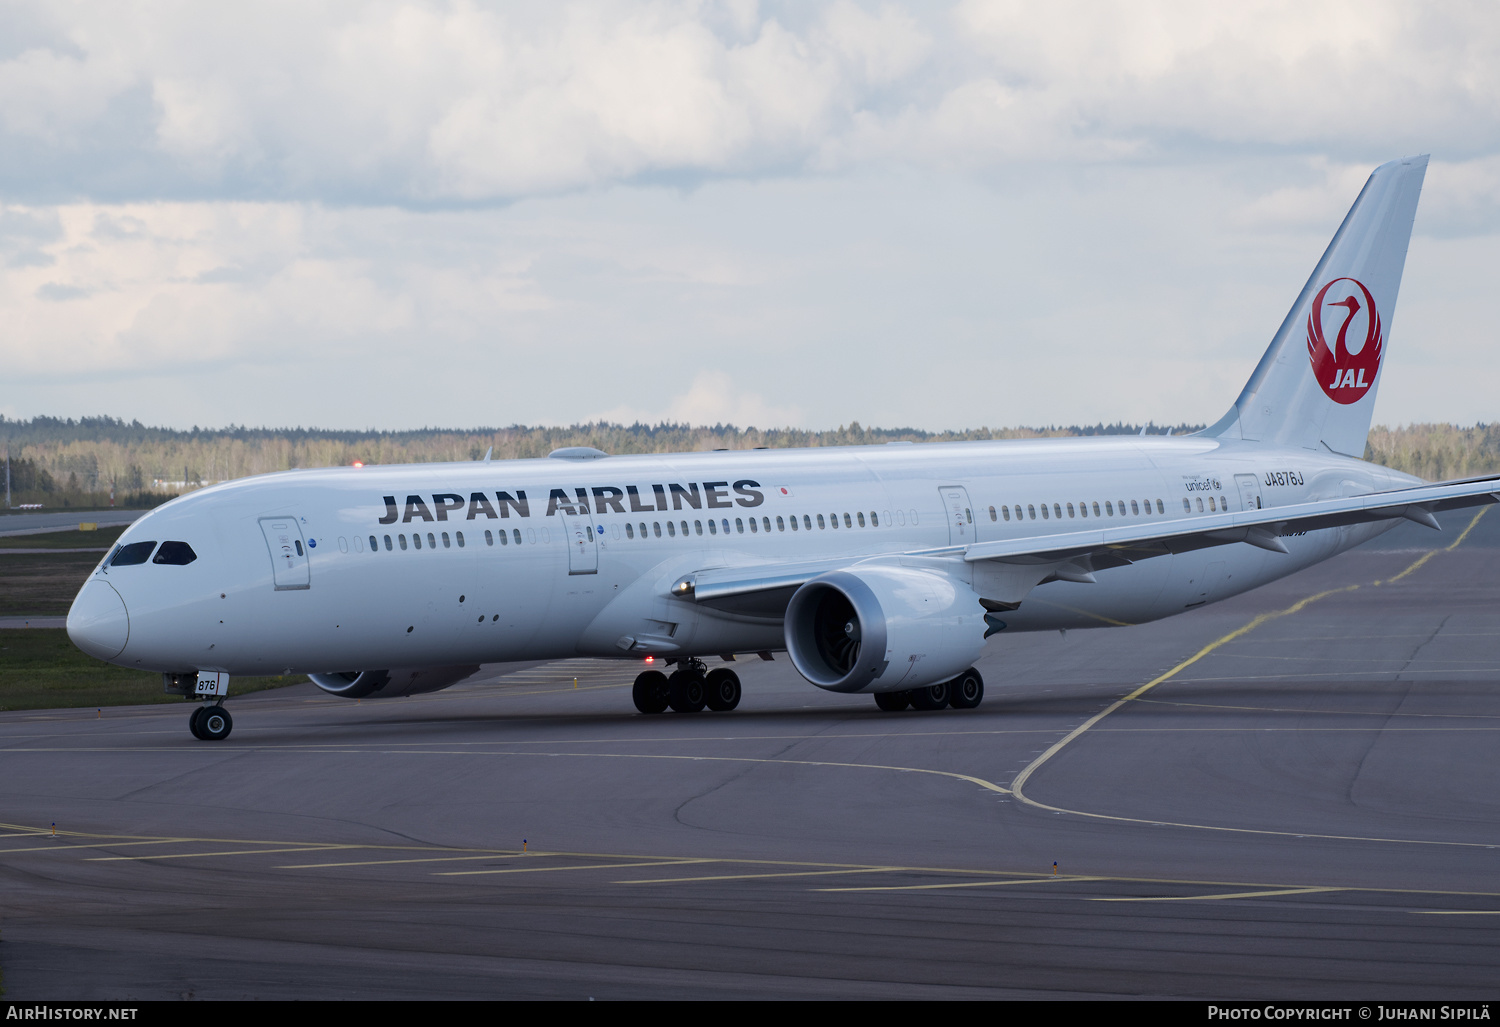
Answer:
[189,704,233,741]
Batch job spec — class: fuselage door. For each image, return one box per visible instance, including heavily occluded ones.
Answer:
[1235,474,1263,512]
[940,486,977,546]
[259,517,311,590]
[560,512,599,575]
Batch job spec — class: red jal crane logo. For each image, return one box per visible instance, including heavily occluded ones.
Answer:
[1307,277,1382,404]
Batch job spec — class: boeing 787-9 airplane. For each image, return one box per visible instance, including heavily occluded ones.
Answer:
[65,155,1499,740]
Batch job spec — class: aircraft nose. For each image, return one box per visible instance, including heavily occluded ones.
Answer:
[67,580,130,661]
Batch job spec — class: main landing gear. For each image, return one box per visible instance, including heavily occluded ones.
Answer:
[633,658,741,715]
[188,703,234,741]
[873,667,984,713]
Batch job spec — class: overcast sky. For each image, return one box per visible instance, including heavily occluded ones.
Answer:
[2,1,1497,432]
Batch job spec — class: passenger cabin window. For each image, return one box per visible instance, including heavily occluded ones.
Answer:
[384,534,393,551]
[398,534,408,550]
[485,530,494,546]
[857,512,866,527]
[512,528,522,545]
[989,506,997,522]
[625,523,635,539]
[817,514,826,529]
[1001,506,1011,521]
[1027,505,1036,519]
[368,535,378,551]
[152,541,197,566]
[111,541,157,566]
[413,534,422,550]
[1040,504,1049,519]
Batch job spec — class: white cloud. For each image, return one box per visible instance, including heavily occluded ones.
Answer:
[2,2,1493,204]
[594,370,804,429]
[953,0,1500,154]
[1,3,1498,432]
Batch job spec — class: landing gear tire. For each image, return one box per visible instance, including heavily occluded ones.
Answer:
[188,705,208,739]
[874,690,911,712]
[668,670,707,713]
[198,705,233,741]
[632,670,670,714]
[948,667,984,710]
[909,680,951,711]
[704,668,742,712]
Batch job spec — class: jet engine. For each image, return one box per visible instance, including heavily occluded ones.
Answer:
[783,563,986,693]
[308,665,481,699]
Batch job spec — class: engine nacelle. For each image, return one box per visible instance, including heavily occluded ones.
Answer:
[308,665,480,699]
[784,563,987,693]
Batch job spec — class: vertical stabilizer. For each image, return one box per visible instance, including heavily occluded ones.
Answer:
[1204,156,1427,456]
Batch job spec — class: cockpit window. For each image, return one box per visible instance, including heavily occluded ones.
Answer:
[110,541,158,566]
[153,541,198,566]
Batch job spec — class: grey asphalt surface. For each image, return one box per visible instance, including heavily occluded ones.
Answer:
[0,509,146,536]
[1,509,1498,999]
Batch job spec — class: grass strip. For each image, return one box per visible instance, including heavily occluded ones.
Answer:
[0,629,304,711]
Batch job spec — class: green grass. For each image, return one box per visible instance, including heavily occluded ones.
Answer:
[0,528,127,615]
[0,552,106,616]
[0,629,305,711]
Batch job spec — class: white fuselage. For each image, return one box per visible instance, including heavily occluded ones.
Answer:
[76,435,1412,678]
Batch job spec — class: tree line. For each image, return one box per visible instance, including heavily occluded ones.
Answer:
[1,415,1495,509]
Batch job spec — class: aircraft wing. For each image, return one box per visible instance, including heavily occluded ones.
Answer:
[674,475,1500,616]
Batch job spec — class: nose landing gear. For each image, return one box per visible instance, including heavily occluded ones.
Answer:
[188,704,233,741]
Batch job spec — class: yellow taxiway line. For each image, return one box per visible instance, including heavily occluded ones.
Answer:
[1008,507,1494,848]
